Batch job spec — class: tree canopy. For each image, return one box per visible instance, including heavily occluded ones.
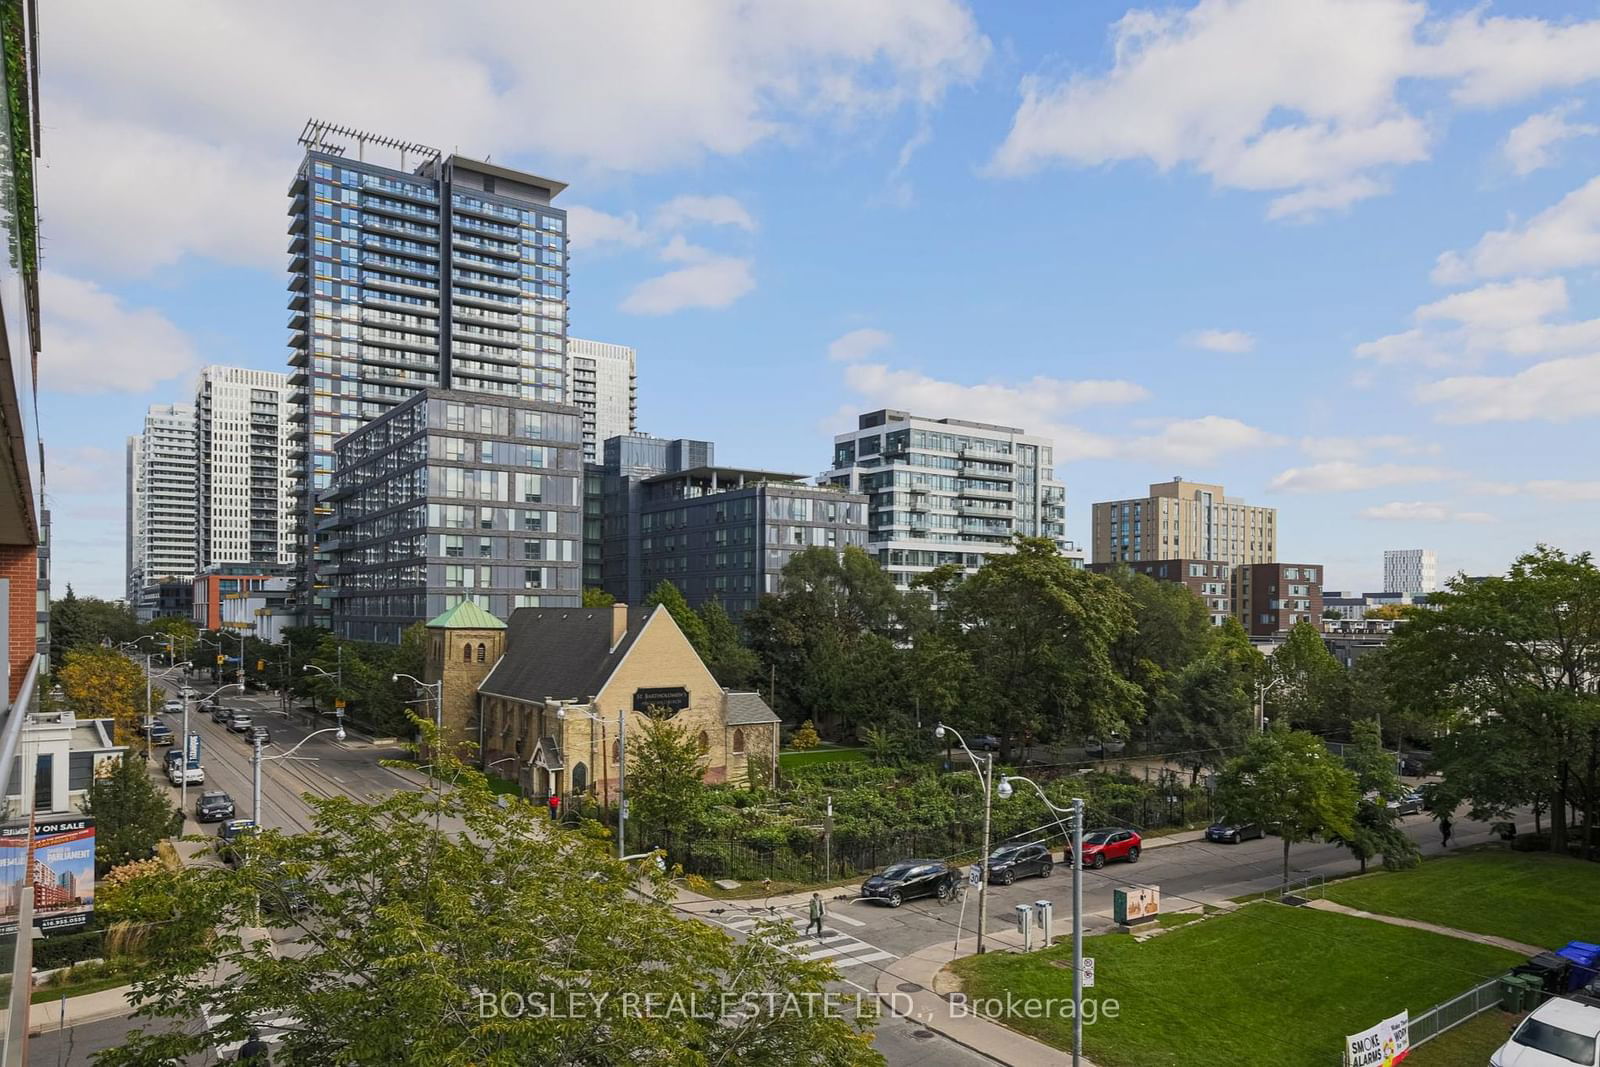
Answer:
[84,755,179,875]
[1217,725,1357,892]
[58,646,148,739]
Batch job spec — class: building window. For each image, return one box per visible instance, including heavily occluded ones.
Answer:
[612,739,621,764]
[572,762,588,793]
[696,730,710,755]
[476,643,486,663]
[463,643,473,663]
[732,728,746,755]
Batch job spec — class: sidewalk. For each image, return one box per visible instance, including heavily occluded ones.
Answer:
[29,985,134,1034]
[874,928,1095,1067]
[1305,898,1545,956]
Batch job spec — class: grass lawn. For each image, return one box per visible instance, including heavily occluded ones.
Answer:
[1325,849,1600,950]
[949,902,1520,1067]
[1406,1010,1519,1066]
[778,745,867,770]
[30,972,130,1004]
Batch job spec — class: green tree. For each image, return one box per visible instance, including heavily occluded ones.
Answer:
[58,646,147,740]
[1384,547,1600,855]
[49,586,139,667]
[582,587,616,607]
[84,755,178,875]
[1160,620,1262,784]
[697,599,761,688]
[92,749,882,1066]
[1105,566,1214,726]
[941,537,1142,760]
[644,579,710,653]
[1328,719,1419,873]
[1216,725,1358,893]
[627,717,708,852]
[1268,621,1348,733]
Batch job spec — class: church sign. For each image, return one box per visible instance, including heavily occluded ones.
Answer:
[634,687,690,714]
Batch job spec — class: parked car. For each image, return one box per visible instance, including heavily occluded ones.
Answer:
[1087,736,1127,757]
[195,791,235,822]
[227,713,255,733]
[1387,790,1425,816]
[1072,828,1142,869]
[162,700,183,714]
[217,819,258,867]
[147,722,175,746]
[860,860,956,908]
[971,735,1002,752]
[210,705,231,724]
[247,725,271,746]
[1490,995,1600,1066]
[1205,821,1265,844]
[1398,751,1431,777]
[166,761,204,786]
[986,842,1053,885]
[259,862,311,918]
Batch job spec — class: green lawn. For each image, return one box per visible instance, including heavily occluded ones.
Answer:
[778,746,867,770]
[1325,849,1600,950]
[949,902,1520,1067]
[1406,1010,1519,1066]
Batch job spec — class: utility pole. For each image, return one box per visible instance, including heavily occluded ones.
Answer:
[616,709,628,860]
[977,751,993,954]
[1072,796,1084,1067]
[252,732,263,823]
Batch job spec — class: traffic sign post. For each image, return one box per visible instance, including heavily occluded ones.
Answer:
[1081,957,1095,988]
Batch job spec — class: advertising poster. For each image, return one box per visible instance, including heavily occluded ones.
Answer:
[1345,1010,1410,1066]
[0,817,97,935]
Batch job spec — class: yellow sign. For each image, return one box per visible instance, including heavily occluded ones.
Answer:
[334,699,346,709]
[215,654,225,665]
[256,660,265,672]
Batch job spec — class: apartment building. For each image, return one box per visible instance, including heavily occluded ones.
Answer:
[1235,562,1323,637]
[194,366,295,570]
[1383,548,1437,595]
[566,338,637,463]
[822,409,1076,591]
[126,404,198,621]
[1092,478,1276,569]
[1088,558,1234,626]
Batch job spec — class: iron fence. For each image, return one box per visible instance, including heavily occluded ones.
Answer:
[1409,976,1504,1047]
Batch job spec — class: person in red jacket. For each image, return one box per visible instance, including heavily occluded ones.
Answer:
[547,794,561,821]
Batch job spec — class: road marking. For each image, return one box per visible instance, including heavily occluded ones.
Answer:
[834,950,893,968]
[824,910,866,926]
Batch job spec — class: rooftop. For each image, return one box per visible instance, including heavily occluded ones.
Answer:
[641,465,810,487]
[426,600,507,630]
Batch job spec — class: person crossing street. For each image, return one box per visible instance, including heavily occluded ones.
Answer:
[806,892,826,939]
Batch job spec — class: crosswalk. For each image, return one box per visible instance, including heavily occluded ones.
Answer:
[202,1001,296,1058]
[719,910,895,970]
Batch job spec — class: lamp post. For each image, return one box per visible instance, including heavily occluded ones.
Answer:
[1256,675,1281,733]
[303,661,344,719]
[146,661,193,762]
[934,723,996,955]
[558,705,626,857]
[253,725,346,825]
[183,683,242,810]
[393,671,443,749]
[999,773,1085,1067]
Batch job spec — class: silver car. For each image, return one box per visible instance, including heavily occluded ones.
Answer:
[1387,790,1425,816]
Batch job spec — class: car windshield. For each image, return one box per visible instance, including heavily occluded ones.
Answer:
[989,846,1023,861]
[1082,832,1115,845]
[1513,1019,1599,1064]
[201,793,227,804]
[881,865,915,880]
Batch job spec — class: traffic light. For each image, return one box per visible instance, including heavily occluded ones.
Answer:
[256,659,265,672]
[216,654,225,665]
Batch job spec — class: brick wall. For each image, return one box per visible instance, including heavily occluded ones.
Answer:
[0,545,38,701]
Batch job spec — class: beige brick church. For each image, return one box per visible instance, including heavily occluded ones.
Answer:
[423,600,779,803]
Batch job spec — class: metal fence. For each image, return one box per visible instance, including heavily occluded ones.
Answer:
[1409,976,1504,1047]
[1278,874,1327,902]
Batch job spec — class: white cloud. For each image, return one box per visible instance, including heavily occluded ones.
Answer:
[1124,416,1281,464]
[1524,480,1600,501]
[619,246,755,315]
[46,445,123,495]
[1433,175,1600,284]
[1269,461,1454,493]
[1355,276,1600,367]
[45,0,988,274]
[1417,354,1600,424]
[1502,101,1598,176]
[565,205,649,254]
[39,271,198,394]
[1299,434,1438,462]
[828,328,893,363]
[653,194,757,233]
[1414,277,1568,330]
[1359,501,1496,523]
[987,1,1600,219]
[1185,328,1256,354]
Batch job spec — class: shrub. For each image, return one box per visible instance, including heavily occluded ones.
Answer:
[32,927,105,971]
[790,721,820,750]
[1512,832,1552,852]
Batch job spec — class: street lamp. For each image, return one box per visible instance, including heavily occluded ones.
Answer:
[252,725,346,826]
[180,683,242,811]
[558,705,626,858]
[934,723,998,955]
[393,672,443,745]
[1256,675,1282,733]
[145,660,193,762]
[304,646,345,715]
[1000,773,1086,1067]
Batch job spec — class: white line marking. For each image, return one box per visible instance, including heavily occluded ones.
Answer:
[825,911,865,926]
[804,945,856,960]
[833,950,893,968]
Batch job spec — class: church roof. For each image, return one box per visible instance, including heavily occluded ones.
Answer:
[479,605,656,703]
[724,692,780,725]
[425,601,507,630]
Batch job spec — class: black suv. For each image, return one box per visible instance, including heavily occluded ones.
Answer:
[860,860,955,908]
[217,819,258,867]
[986,842,1053,885]
[196,791,235,823]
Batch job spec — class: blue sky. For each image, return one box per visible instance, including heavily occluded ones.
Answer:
[36,0,1600,600]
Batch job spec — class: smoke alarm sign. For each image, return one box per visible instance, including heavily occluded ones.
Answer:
[1345,1011,1409,1066]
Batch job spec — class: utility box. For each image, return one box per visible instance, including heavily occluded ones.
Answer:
[1113,885,1160,927]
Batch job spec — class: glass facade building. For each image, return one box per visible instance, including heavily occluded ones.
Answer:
[288,122,570,627]
[324,390,583,643]
[823,409,1078,590]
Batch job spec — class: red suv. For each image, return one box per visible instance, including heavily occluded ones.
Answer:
[1071,828,1142,869]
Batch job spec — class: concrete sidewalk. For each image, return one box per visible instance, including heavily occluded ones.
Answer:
[1306,898,1545,956]
[28,986,134,1034]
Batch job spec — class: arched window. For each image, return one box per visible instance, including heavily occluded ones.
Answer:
[732,728,746,755]
[612,739,621,763]
[462,643,472,663]
[696,730,710,755]
[572,762,588,793]
[476,642,486,663]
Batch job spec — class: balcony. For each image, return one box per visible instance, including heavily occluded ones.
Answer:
[362,273,437,299]
[361,252,438,281]
[451,286,519,311]
[452,324,519,348]
[360,174,438,205]
[452,250,520,278]
[363,214,440,241]
[360,329,440,356]
[451,270,520,296]
[960,464,1015,481]
[960,486,1014,501]
[361,309,440,334]
[360,194,438,224]
[958,446,1014,463]
[958,501,1013,518]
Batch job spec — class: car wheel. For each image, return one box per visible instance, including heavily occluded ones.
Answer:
[1091,854,1106,870]
[999,870,1015,886]
[937,881,954,902]
[1039,862,1053,879]
[888,892,903,909]
[1127,846,1141,863]
[1228,832,1240,843]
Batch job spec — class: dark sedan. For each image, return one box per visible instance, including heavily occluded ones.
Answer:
[195,791,235,823]
[1205,821,1265,844]
[217,819,258,868]
[860,860,955,908]
[986,842,1053,885]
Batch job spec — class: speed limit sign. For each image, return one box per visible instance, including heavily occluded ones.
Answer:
[968,864,982,888]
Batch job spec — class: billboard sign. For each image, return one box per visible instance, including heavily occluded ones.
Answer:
[1345,1011,1409,1066]
[186,731,202,769]
[0,817,97,935]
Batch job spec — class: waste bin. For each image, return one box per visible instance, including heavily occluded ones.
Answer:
[1499,974,1525,1012]
[1516,952,1575,998]
[1523,973,1547,1011]
[1559,943,1600,987]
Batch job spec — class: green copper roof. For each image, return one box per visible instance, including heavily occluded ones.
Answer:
[425,600,506,630]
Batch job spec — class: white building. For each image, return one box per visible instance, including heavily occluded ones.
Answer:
[566,338,637,463]
[194,366,296,569]
[1383,549,1437,595]
[823,408,1079,590]
[126,403,197,620]
[3,707,124,820]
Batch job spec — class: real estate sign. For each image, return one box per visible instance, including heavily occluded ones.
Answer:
[1345,1010,1409,1066]
[0,816,97,935]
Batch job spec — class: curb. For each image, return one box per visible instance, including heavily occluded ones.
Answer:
[28,986,135,1034]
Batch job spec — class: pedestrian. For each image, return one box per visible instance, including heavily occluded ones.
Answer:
[547,794,560,822]
[1439,814,1453,848]
[806,892,826,939]
[237,1028,269,1062]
